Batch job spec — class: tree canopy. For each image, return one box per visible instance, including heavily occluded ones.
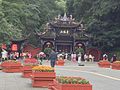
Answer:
[0,0,65,45]
[66,0,120,52]
[0,0,120,53]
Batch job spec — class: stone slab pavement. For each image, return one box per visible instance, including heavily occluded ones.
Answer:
[0,60,120,90]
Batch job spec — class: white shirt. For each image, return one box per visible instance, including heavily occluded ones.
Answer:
[2,50,8,58]
[89,55,92,59]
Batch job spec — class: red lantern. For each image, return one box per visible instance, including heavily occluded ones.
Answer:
[11,44,18,51]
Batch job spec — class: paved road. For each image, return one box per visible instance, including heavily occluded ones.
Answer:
[0,61,120,90]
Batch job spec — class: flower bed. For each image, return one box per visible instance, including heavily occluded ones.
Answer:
[24,58,38,63]
[2,60,22,73]
[31,66,56,87]
[49,76,92,90]
[22,63,38,78]
[37,52,46,65]
[98,60,111,68]
[111,61,120,70]
[56,60,65,66]
[1,61,11,68]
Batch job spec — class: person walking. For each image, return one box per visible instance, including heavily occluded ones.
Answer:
[84,54,88,62]
[78,52,82,65]
[103,53,108,60]
[77,52,84,66]
[1,49,8,61]
[71,52,76,62]
[0,47,2,62]
[111,54,117,63]
[89,54,94,62]
[49,49,57,67]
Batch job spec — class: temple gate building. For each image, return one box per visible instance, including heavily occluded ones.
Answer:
[36,14,89,54]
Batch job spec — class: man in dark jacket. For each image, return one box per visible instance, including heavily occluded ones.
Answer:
[49,49,57,67]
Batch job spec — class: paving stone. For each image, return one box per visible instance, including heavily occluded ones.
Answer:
[0,60,120,90]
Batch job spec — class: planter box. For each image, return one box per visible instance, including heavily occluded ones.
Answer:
[3,66,22,73]
[24,58,38,63]
[56,60,65,66]
[31,72,56,87]
[1,62,21,67]
[49,79,92,90]
[1,62,11,68]
[22,66,32,78]
[98,63,111,68]
[98,61,111,68]
[2,63,22,73]
[111,64,120,70]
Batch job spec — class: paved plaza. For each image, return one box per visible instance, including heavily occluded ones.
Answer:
[0,61,120,90]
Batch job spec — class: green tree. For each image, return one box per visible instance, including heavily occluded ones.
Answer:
[66,0,120,52]
[0,0,65,46]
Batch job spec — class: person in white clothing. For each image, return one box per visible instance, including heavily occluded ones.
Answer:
[1,49,8,61]
[84,54,89,62]
[103,54,108,60]
[78,52,82,65]
[71,53,76,62]
[57,53,63,60]
[89,54,94,62]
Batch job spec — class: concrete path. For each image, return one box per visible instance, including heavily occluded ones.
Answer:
[0,61,120,90]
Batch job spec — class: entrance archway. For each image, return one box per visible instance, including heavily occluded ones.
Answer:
[56,43,72,53]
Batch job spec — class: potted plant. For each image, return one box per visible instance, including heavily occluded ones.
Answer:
[1,60,11,68]
[37,52,46,65]
[44,47,52,55]
[44,47,52,59]
[75,47,84,55]
[56,56,65,66]
[111,61,120,70]
[98,60,111,68]
[49,76,92,90]
[24,58,38,63]
[31,65,56,87]
[1,60,22,73]
[22,62,39,78]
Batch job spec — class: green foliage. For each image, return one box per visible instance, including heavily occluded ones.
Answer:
[44,47,52,55]
[56,76,90,84]
[55,0,66,12]
[75,47,84,54]
[0,0,64,45]
[66,0,120,52]
[1,0,120,53]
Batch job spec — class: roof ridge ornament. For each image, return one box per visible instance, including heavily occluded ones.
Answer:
[58,14,61,19]
[62,13,68,21]
[70,15,72,20]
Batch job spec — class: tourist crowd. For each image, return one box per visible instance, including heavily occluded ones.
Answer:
[0,48,117,67]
